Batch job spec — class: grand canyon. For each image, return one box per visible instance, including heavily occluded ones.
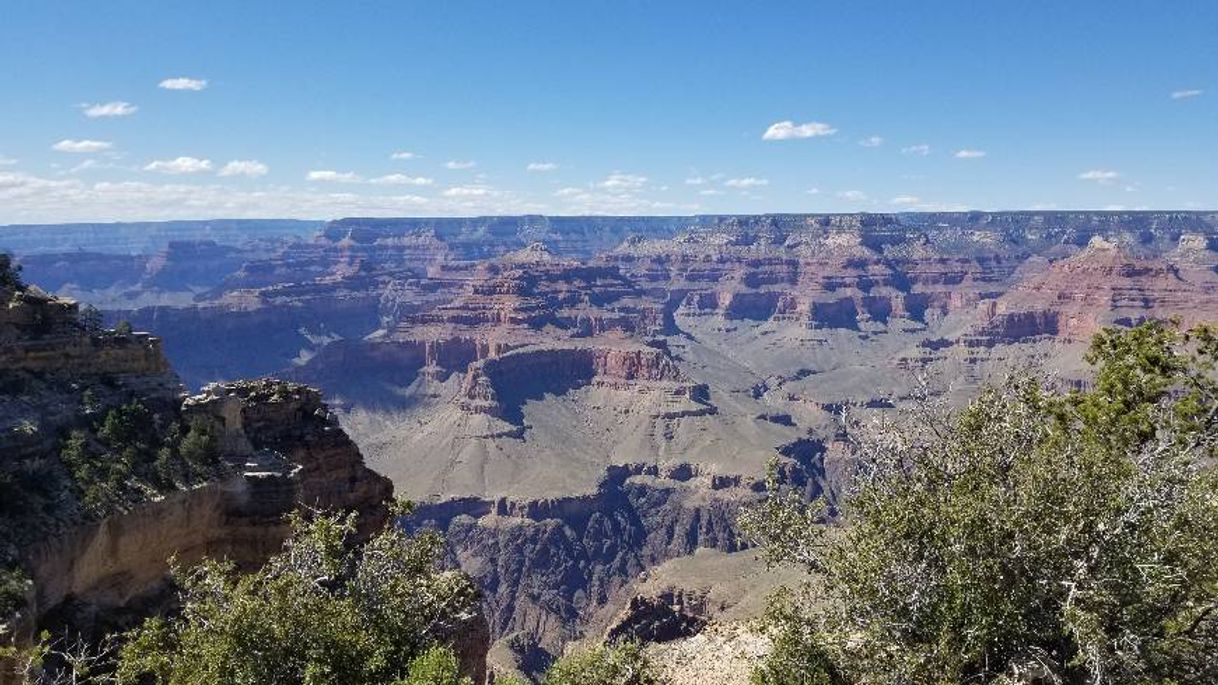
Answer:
[5,210,1217,678]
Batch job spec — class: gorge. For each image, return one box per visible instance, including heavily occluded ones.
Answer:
[5,211,1218,679]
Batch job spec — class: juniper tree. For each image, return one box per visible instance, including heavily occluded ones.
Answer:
[742,322,1218,684]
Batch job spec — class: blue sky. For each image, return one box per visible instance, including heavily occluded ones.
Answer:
[0,1,1214,222]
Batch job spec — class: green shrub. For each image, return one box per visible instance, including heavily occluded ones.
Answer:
[0,566,30,619]
[79,305,103,333]
[0,254,23,291]
[542,641,663,685]
[116,511,480,685]
[60,428,126,514]
[395,645,472,685]
[177,418,219,471]
[741,322,1218,684]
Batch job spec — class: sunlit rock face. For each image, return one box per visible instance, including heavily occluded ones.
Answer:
[0,284,392,657]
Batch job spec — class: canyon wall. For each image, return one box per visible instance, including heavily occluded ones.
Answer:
[0,281,426,680]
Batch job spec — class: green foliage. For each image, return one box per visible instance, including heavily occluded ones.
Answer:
[115,511,481,685]
[748,587,839,685]
[176,418,219,471]
[60,428,126,514]
[394,645,472,685]
[542,642,664,685]
[0,566,30,619]
[742,321,1218,684]
[112,320,133,336]
[79,305,104,334]
[0,253,24,291]
[61,401,228,514]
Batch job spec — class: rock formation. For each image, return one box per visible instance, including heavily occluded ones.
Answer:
[0,277,469,680]
[8,210,1218,671]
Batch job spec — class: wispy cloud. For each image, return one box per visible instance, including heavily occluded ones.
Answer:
[307,170,361,183]
[445,160,476,170]
[158,77,207,91]
[218,160,269,177]
[699,189,724,196]
[370,173,433,186]
[804,188,821,195]
[762,120,837,140]
[890,195,921,205]
[597,173,648,190]
[1171,89,1203,100]
[390,151,417,160]
[859,136,884,147]
[836,190,868,201]
[684,176,707,185]
[0,156,16,166]
[901,144,931,156]
[443,185,491,197]
[724,177,769,188]
[954,149,986,159]
[81,101,137,118]
[52,139,113,153]
[1078,169,1120,184]
[144,157,212,174]
[526,162,558,172]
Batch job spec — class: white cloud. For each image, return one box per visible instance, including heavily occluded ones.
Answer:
[1171,89,1202,100]
[699,189,724,196]
[890,195,921,205]
[67,159,118,174]
[52,139,113,153]
[1078,169,1120,184]
[445,160,476,170]
[724,177,769,188]
[0,156,16,166]
[901,144,931,156]
[526,162,558,172]
[762,120,837,140]
[81,101,138,118]
[307,170,361,183]
[218,160,269,177]
[390,151,417,160]
[597,173,648,190]
[836,190,868,201]
[954,149,987,159]
[0,169,570,223]
[684,176,707,185]
[804,188,821,195]
[370,173,433,186]
[859,136,884,147]
[158,77,207,91]
[443,185,491,197]
[144,156,213,174]
[555,187,583,197]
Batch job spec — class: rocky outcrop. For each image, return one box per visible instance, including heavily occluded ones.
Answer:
[0,284,397,675]
[963,237,1218,346]
[405,463,765,659]
[453,342,708,421]
[17,380,393,644]
[605,590,709,644]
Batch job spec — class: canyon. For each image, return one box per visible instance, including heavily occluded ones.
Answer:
[5,211,1218,678]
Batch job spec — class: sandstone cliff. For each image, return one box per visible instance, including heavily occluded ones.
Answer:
[0,278,427,679]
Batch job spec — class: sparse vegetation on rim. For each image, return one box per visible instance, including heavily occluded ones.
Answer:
[742,321,1218,684]
[112,509,481,685]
